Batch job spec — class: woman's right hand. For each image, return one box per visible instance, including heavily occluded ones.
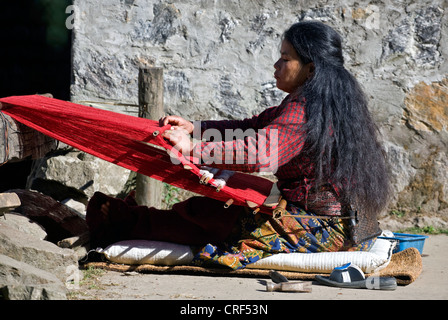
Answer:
[159,115,194,134]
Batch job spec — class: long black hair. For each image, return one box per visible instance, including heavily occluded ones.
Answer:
[284,21,390,217]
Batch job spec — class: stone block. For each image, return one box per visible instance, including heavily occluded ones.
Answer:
[1,213,47,240]
[0,254,67,300]
[0,192,21,216]
[28,149,132,200]
[404,79,448,133]
[0,223,78,282]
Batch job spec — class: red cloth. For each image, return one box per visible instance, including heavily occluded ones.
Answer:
[0,95,274,213]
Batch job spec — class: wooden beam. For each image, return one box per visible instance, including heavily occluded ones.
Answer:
[135,67,164,208]
[0,114,57,164]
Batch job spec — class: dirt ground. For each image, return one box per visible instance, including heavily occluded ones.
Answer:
[69,234,447,302]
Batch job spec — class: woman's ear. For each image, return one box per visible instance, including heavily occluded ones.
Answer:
[307,62,315,79]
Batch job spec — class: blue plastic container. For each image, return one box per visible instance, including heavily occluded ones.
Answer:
[378,233,428,254]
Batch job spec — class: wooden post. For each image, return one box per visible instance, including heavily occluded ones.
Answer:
[135,67,164,207]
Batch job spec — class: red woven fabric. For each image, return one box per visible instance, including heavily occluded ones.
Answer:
[0,95,274,214]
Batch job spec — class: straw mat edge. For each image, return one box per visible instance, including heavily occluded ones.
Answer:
[83,247,422,286]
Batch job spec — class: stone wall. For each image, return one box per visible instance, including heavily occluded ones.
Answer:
[67,0,447,219]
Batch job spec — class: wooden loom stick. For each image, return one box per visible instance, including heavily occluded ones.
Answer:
[272,198,287,218]
[224,199,234,208]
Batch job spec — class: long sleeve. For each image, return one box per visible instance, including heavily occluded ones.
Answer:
[192,96,307,174]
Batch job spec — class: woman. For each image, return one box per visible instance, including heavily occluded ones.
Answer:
[86,21,390,270]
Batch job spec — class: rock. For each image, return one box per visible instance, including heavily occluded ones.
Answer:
[57,232,90,249]
[9,189,89,243]
[404,79,448,133]
[0,224,78,282]
[61,198,87,219]
[57,232,91,261]
[0,192,21,215]
[414,216,448,230]
[28,149,133,201]
[413,6,444,65]
[1,213,47,240]
[378,214,448,232]
[0,219,81,300]
[0,254,67,300]
[379,216,415,232]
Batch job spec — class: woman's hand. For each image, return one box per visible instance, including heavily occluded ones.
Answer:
[162,127,194,155]
[159,115,194,134]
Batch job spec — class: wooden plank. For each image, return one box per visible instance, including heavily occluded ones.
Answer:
[11,189,89,243]
[0,113,57,164]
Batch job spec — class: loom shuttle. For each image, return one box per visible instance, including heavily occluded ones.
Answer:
[266,281,312,293]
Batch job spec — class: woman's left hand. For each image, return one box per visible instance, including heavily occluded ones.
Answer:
[162,127,194,155]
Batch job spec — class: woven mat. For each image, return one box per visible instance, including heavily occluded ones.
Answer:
[83,247,422,286]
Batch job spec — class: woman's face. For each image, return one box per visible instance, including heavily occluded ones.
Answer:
[274,40,313,93]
